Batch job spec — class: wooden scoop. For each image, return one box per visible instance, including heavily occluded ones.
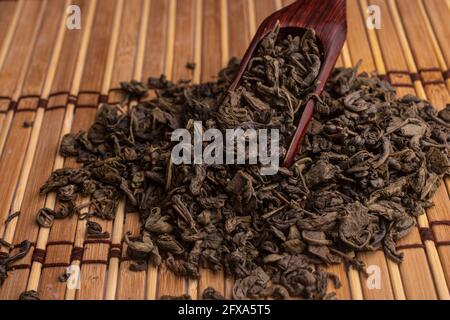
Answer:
[227,0,347,168]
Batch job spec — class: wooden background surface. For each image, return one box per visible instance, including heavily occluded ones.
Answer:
[0,0,449,300]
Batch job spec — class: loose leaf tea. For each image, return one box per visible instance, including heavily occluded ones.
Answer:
[18,290,40,300]
[86,220,110,239]
[59,271,70,283]
[202,287,226,300]
[0,240,32,287]
[219,25,321,148]
[26,26,450,300]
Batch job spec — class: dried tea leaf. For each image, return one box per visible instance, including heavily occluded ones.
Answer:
[18,290,40,300]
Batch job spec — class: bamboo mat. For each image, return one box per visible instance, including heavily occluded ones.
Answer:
[0,0,448,300]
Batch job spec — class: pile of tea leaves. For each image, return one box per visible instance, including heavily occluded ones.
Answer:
[0,240,32,287]
[22,26,450,300]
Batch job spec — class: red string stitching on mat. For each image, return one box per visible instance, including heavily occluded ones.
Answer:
[429,221,450,247]
[396,243,425,250]
[108,249,122,259]
[393,84,414,88]
[46,105,69,111]
[81,260,108,265]
[70,247,84,262]
[17,94,40,101]
[48,91,70,98]
[7,100,17,111]
[410,73,421,81]
[67,95,78,105]
[32,248,46,264]
[397,243,425,250]
[75,105,99,109]
[422,80,445,86]
[430,220,450,227]
[10,95,44,112]
[419,227,435,242]
[14,108,38,112]
[386,70,410,75]
[98,94,108,103]
[76,91,101,108]
[419,67,442,72]
[436,241,450,247]
[38,98,48,109]
[77,90,102,95]
[83,239,111,245]
[120,256,132,262]
[108,243,122,259]
[42,262,70,269]
[443,70,450,80]
[8,264,30,270]
[46,241,74,246]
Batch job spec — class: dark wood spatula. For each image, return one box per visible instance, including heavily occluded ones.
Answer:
[227,0,347,168]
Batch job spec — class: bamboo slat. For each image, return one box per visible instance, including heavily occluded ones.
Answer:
[362,0,437,300]
[0,0,21,156]
[421,0,450,93]
[35,0,96,300]
[102,0,144,301]
[98,0,146,300]
[227,0,251,60]
[41,0,118,300]
[388,0,450,299]
[282,0,296,6]
[21,0,76,295]
[343,0,395,300]
[0,1,47,238]
[253,0,276,26]
[422,0,450,292]
[0,1,24,158]
[138,0,171,300]
[422,0,450,65]
[112,0,150,301]
[0,0,68,300]
[417,0,449,90]
[416,0,450,250]
[0,1,19,68]
[361,0,446,300]
[75,0,123,300]
[114,4,151,302]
